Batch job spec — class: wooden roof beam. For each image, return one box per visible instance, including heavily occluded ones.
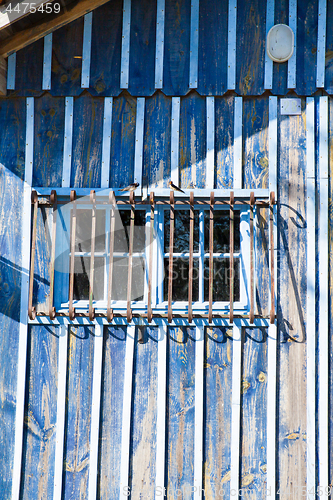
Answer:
[0,0,111,58]
[0,0,55,32]
[0,54,6,95]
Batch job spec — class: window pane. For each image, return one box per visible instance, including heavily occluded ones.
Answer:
[163,258,199,302]
[111,257,145,301]
[204,258,240,301]
[72,209,106,252]
[72,257,105,300]
[204,211,240,253]
[164,210,199,253]
[114,210,146,253]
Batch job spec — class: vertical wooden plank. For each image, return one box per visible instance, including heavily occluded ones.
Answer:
[20,326,58,500]
[197,0,228,95]
[193,326,204,499]
[155,325,167,497]
[287,0,297,89]
[318,95,329,492]
[120,0,131,89]
[119,325,135,498]
[14,40,43,96]
[53,326,68,500]
[189,0,199,89]
[155,0,165,89]
[143,92,172,189]
[12,97,34,500]
[89,0,122,96]
[81,12,93,89]
[110,94,137,189]
[325,1,333,94]
[215,96,234,189]
[7,53,16,90]
[264,0,275,90]
[42,34,52,91]
[328,95,333,500]
[101,97,113,188]
[234,96,242,189]
[166,327,195,496]
[50,18,83,96]
[206,97,214,189]
[63,327,94,500]
[130,326,158,498]
[71,95,104,188]
[163,0,191,95]
[170,96,180,187]
[306,96,316,500]
[134,97,145,193]
[240,327,267,498]
[316,0,327,88]
[33,94,65,187]
[179,92,206,189]
[62,97,73,188]
[227,0,237,90]
[295,0,318,95]
[230,321,242,496]
[236,0,266,95]
[0,98,26,179]
[271,0,289,95]
[98,326,127,500]
[278,98,307,498]
[128,0,157,95]
[203,327,232,499]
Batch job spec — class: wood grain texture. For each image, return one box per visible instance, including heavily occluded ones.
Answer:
[70,94,103,188]
[325,0,333,95]
[63,326,94,500]
[329,96,333,493]
[32,94,65,187]
[32,206,51,314]
[240,328,267,499]
[20,325,58,500]
[12,39,44,97]
[0,98,26,179]
[295,0,318,95]
[89,0,122,97]
[197,0,228,96]
[271,0,288,96]
[129,326,158,497]
[166,327,195,498]
[179,91,206,190]
[215,96,234,189]
[109,93,137,189]
[50,17,84,97]
[236,0,266,95]
[277,99,307,498]
[98,326,127,500]
[143,91,172,189]
[203,327,232,499]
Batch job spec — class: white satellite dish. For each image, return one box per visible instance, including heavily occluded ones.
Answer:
[266,24,294,63]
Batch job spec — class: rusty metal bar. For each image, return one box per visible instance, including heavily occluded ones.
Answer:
[147,192,155,323]
[49,190,57,320]
[126,191,135,323]
[249,191,255,324]
[89,190,96,321]
[69,190,77,320]
[188,192,194,323]
[168,191,175,323]
[107,191,116,323]
[28,190,38,320]
[270,191,275,324]
[229,191,234,324]
[208,191,214,323]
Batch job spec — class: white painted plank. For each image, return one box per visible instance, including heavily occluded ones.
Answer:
[101,97,113,188]
[189,0,199,88]
[88,324,104,500]
[120,0,131,89]
[227,0,237,90]
[233,97,242,189]
[316,0,327,88]
[155,325,167,498]
[53,325,68,500]
[81,12,93,88]
[264,0,275,89]
[206,97,215,189]
[269,96,277,194]
[287,0,297,89]
[134,98,145,195]
[193,326,204,499]
[12,97,34,500]
[62,97,74,188]
[7,52,16,90]
[155,0,165,89]
[42,33,52,90]
[119,325,135,499]
[171,97,180,186]
[318,96,328,492]
[230,321,242,495]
